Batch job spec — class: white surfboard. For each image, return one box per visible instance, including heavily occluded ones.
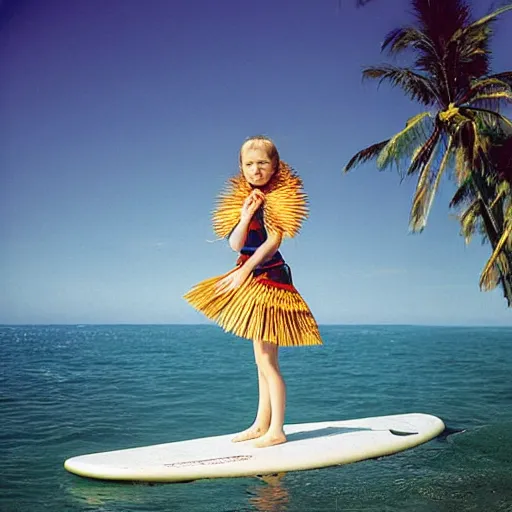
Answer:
[64,413,444,483]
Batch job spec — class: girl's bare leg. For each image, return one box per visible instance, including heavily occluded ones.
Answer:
[253,340,287,448]
[231,341,272,442]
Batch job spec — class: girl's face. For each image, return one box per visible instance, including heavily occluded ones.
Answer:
[240,146,275,187]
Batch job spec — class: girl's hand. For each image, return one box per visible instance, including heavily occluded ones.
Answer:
[215,267,251,293]
[240,190,265,222]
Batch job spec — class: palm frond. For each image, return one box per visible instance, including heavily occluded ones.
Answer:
[449,3,512,67]
[362,65,439,105]
[406,122,442,176]
[376,112,433,173]
[409,132,445,232]
[466,91,512,109]
[423,137,453,216]
[460,77,512,104]
[458,4,512,37]
[453,118,491,171]
[462,107,512,133]
[410,137,452,231]
[411,0,476,93]
[480,224,512,290]
[452,144,472,183]
[459,197,481,244]
[455,120,476,164]
[413,0,471,43]
[480,254,506,291]
[343,139,390,173]
[487,71,512,87]
[445,34,489,94]
[445,4,512,93]
[489,136,512,182]
[453,28,490,61]
[381,27,436,56]
[450,178,474,208]
[490,181,510,209]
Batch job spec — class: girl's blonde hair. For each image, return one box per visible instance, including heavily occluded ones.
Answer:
[238,135,280,171]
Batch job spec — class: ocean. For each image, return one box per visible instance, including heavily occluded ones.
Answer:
[1,324,511,512]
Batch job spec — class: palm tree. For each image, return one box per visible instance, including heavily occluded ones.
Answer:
[450,129,512,304]
[477,133,512,298]
[343,0,512,304]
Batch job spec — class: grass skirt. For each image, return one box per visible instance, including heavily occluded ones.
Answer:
[183,265,322,347]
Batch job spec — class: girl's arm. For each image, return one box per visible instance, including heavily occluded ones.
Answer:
[229,190,265,252]
[240,231,283,275]
[216,230,283,293]
[228,217,251,252]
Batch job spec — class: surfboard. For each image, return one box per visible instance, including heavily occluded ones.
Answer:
[64,412,444,483]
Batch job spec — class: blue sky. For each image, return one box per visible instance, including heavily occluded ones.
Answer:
[2,0,511,326]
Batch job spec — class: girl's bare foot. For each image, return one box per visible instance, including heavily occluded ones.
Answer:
[253,431,287,448]
[231,425,269,443]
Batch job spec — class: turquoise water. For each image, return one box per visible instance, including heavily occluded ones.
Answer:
[1,324,512,512]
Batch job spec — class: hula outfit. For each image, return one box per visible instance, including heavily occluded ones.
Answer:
[183,161,322,347]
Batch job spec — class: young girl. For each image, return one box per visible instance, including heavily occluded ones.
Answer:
[184,135,322,448]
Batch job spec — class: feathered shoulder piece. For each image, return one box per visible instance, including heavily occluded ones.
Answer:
[212,161,309,239]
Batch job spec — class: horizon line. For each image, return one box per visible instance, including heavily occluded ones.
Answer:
[1,322,510,328]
